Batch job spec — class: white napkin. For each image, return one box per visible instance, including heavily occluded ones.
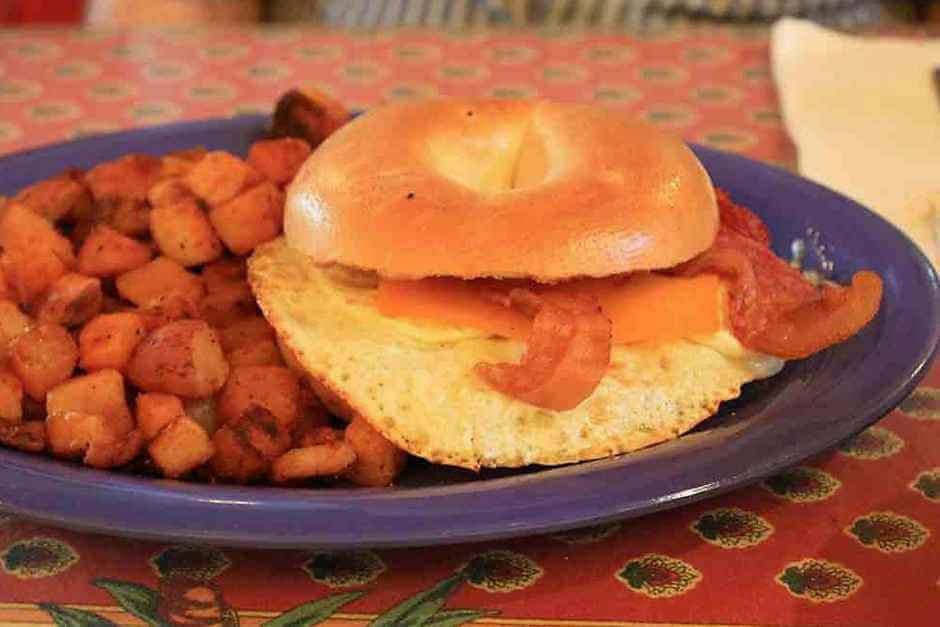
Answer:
[771,18,940,267]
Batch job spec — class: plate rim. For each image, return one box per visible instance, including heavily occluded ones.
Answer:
[0,116,936,548]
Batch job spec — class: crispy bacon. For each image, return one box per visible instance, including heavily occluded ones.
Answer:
[715,188,771,245]
[678,190,883,357]
[749,271,882,359]
[474,289,611,411]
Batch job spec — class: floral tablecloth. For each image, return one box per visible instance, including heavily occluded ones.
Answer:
[0,25,937,627]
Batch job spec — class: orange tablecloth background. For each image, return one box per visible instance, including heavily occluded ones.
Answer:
[0,25,938,627]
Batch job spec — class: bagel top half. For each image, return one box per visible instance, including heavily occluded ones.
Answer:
[285,99,719,281]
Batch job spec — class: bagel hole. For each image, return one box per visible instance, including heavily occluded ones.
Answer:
[427,121,549,193]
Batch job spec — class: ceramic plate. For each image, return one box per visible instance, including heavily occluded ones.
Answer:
[0,115,936,548]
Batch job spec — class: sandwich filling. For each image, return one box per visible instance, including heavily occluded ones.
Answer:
[362,190,882,410]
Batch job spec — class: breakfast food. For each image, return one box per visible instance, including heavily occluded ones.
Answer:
[0,90,425,487]
[249,99,883,469]
[0,93,882,487]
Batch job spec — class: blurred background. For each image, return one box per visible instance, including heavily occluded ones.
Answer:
[2,0,939,29]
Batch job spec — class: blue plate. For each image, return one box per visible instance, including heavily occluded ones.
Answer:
[0,115,936,548]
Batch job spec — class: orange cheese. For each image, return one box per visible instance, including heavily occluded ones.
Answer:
[375,278,531,340]
[375,273,724,345]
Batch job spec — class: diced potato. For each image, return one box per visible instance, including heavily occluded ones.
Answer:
[343,417,407,487]
[247,138,312,185]
[0,369,23,424]
[110,198,150,236]
[0,267,12,302]
[183,397,219,434]
[217,366,299,428]
[136,392,185,440]
[34,273,103,327]
[79,312,147,373]
[148,416,214,478]
[0,204,76,304]
[46,411,142,468]
[210,422,266,482]
[46,369,134,436]
[84,428,142,469]
[227,339,283,367]
[0,300,32,364]
[210,406,290,482]
[148,177,195,209]
[137,292,201,331]
[270,442,356,484]
[77,226,153,278]
[238,406,292,460]
[219,316,275,352]
[291,402,331,446]
[116,257,205,308]
[14,169,92,222]
[209,183,284,255]
[185,151,259,207]
[199,282,256,328]
[85,154,161,202]
[201,258,245,293]
[0,203,75,267]
[0,420,45,452]
[150,199,223,267]
[160,147,207,178]
[270,88,351,148]
[11,323,78,400]
[127,320,229,398]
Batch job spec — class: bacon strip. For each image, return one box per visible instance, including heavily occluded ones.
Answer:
[474,289,611,411]
[749,271,882,359]
[678,189,883,357]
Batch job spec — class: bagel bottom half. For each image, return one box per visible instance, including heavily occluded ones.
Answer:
[249,238,783,469]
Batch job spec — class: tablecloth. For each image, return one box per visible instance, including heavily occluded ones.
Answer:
[0,25,937,627]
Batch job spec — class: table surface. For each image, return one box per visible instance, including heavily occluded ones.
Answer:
[0,24,938,627]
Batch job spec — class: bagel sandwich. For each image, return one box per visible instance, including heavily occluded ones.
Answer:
[248,99,882,470]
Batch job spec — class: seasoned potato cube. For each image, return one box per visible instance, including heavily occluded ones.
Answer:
[270,88,351,148]
[217,366,299,428]
[46,411,142,468]
[77,226,153,278]
[148,177,195,209]
[227,339,283,367]
[116,257,204,308]
[219,316,275,352]
[148,416,214,478]
[199,282,256,328]
[11,323,78,400]
[127,320,229,398]
[0,204,76,305]
[0,369,23,424]
[34,273,102,327]
[137,292,201,332]
[183,397,219,434]
[46,369,134,436]
[185,151,259,206]
[210,406,290,482]
[150,199,222,267]
[85,154,161,202]
[270,442,356,484]
[0,420,45,452]
[201,258,245,293]
[0,203,75,267]
[14,169,92,222]
[160,147,207,178]
[343,417,407,487]
[136,392,185,440]
[110,198,150,237]
[247,138,312,185]
[209,183,284,255]
[0,300,32,364]
[78,312,147,373]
